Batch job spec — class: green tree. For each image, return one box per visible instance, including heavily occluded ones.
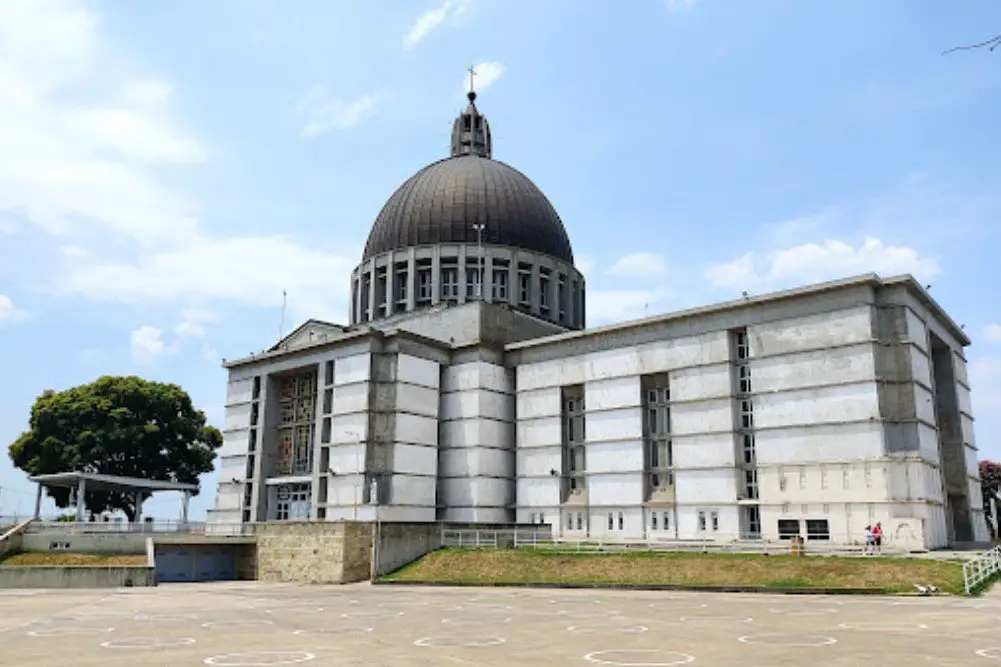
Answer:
[8,376,222,520]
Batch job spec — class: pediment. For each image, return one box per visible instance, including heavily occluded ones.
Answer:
[271,319,347,352]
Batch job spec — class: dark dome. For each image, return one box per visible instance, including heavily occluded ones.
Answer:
[363,155,574,263]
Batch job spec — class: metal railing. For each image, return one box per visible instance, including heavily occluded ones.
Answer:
[963,544,1001,595]
[24,520,258,537]
[441,529,908,557]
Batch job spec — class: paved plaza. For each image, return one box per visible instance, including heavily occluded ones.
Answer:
[1,582,1000,665]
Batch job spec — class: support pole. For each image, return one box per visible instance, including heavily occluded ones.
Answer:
[75,478,86,522]
[134,491,144,524]
[34,484,42,519]
[182,491,191,525]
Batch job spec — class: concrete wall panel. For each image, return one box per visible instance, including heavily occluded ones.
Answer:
[587,441,644,474]
[754,383,879,429]
[395,384,439,419]
[672,398,733,436]
[671,364,731,402]
[515,388,561,421]
[516,446,562,477]
[674,434,735,468]
[906,309,928,352]
[587,407,642,442]
[517,477,560,506]
[586,376,641,411]
[227,378,254,405]
[589,474,643,506]
[439,447,514,479]
[756,422,884,465]
[220,428,250,457]
[914,385,937,425]
[911,349,932,387]
[224,404,251,431]
[752,346,875,393]
[333,353,371,385]
[391,443,438,477]
[675,469,736,504]
[439,477,514,507]
[397,354,440,389]
[332,383,369,415]
[395,412,438,447]
[517,417,560,448]
[917,423,940,464]
[750,306,873,356]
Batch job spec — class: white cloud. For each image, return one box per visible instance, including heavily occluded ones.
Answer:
[58,235,354,322]
[130,325,167,364]
[403,0,472,50]
[297,86,390,138]
[466,61,505,94]
[60,245,89,258]
[0,295,28,326]
[667,0,700,9]
[175,307,219,339]
[123,80,173,106]
[0,0,204,247]
[587,289,670,325]
[705,236,941,291]
[984,324,1001,343]
[202,345,220,365]
[606,252,667,278]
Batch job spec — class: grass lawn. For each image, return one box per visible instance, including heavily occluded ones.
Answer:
[383,548,968,595]
[0,552,148,567]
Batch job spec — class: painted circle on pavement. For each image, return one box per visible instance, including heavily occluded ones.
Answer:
[583,649,696,666]
[413,636,506,648]
[101,637,196,649]
[204,651,316,666]
[738,633,837,647]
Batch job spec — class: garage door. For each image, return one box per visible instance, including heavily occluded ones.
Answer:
[155,545,238,583]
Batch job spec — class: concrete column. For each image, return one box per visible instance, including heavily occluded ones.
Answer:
[431,247,441,305]
[181,492,191,524]
[367,261,377,321]
[33,484,42,518]
[134,491,144,523]
[406,251,416,311]
[457,246,467,304]
[75,478,86,521]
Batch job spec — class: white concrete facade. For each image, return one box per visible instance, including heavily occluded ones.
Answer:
[209,274,985,550]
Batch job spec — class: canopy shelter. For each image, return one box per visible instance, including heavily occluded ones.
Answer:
[28,472,199,523]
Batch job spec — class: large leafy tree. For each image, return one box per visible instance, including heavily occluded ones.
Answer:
[8,376,222,520]
[981,461,1001,508]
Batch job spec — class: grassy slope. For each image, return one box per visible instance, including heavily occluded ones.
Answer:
[0,552,148,567]
[383,548,967,595]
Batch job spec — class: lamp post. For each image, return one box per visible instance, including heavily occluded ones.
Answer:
[472,224,486,298]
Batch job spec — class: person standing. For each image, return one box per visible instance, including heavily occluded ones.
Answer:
[864,525,874,555]
[872,522,883,555]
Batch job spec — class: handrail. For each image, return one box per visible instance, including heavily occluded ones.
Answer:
[963,545,1001,595]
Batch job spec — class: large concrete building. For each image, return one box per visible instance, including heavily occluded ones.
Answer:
[209,86,986,550]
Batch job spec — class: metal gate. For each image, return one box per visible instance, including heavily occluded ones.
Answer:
[155,545,238,583]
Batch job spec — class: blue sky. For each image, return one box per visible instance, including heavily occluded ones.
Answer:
[0,0,999,520]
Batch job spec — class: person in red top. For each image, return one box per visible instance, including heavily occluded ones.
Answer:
[872,522,883,554]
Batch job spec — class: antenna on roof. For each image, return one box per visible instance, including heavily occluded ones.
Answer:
[278,290,287,342]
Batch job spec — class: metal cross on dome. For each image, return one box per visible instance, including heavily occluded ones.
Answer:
[468,65,476,94]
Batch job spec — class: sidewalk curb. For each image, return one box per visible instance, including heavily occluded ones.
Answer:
[372,579,889,595]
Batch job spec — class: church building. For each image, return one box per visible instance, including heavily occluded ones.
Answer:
[209,84,986,550]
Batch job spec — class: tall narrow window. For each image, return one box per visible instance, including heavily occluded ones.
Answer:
[417,267,433,301]
[441,267,459,299]
[539,275,550,309]
[742,433,756,465]
[643,375,673,498]
[739,400,754,429]
[562,386,586,499]
[465,267,479,297]
[518,267,531,304]
[395,265,408,305]
[492,270,508,299]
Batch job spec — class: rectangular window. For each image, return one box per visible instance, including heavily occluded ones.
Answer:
[274,483,311,521]
[557,275,567,321]
[530,513,537,524]
[643,376,672,497]
[518,272,531,304]
[744,469,759,499]
[740,400,754,429]
[576,513,583,530]
[539,276,550,308]
[466,267,480,297]
[651,513,658,530]
[710,511,719,532]
[742,433,756,465]
[395,266,408,303]
[697,510,707,532]
[323,388,333,414]
[744,506,761,537]
[738,364,752,394]
[777,519,800,540]
[618,512,624,531]
[246,455,256,479]
[248,428,257,452]
[806,519,830,541]
[324,360,334,386]
[734,329,749,360]
[417,268,433,300]
[562,386,586,500]
[321,417,331,444]
[252,376,261,400]
[250,403,259,426]
[607,513,614,530]
[441,267,459,298]
[662,511,671,531]
[539,513,544,525]
[492,270,508,299]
